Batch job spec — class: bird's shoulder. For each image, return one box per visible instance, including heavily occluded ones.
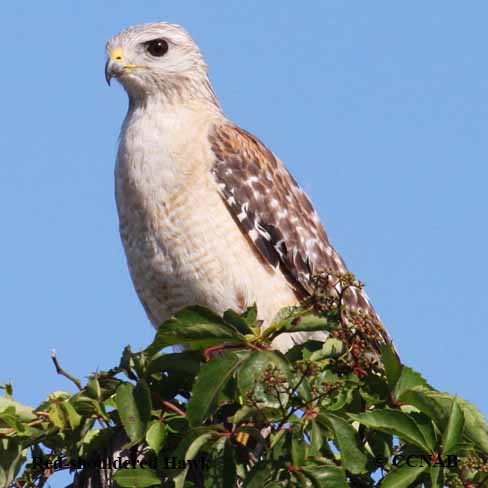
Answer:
[208,120,348,295]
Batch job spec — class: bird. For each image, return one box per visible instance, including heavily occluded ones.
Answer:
[105,22,392,353]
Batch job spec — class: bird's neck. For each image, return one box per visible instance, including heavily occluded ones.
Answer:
[118,88,224,195]
[126,75,222,114]
[121,83,224,171]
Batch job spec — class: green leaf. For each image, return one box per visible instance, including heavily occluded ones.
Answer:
[287,340,323,362]
[269,306,300,325]
[420,390,488,452]
[237,352,291,410]
[430,464,442,488]
[380,463,428,488]
[0,383,13,398]
[174,431,219,488]
[203,437,237,488]
[0,408,25,432]
[187,354,245,427]
[400,387,445,427]
[0,397,36,422]
[301,464,349,488]
[114,466,162,487]
[457,397,488,452]
[147,351,201,376]
[410,412,437,453]
[350,409,429,451]
[261,306,300,339]
[63,400,82,430]
[0,467,5,488]
[241,305,258,326]
[359,374,389,405]
[134,379,152,424]
[48,402,67,430]
[265,308,336,341]
[271,430,291,465]
[46,399,82,431]
[223,309,255,335]
[442,397,464,455]
[72,395,108,420]
[285,313,333,333]
[309,338,345,361]
[309,420,323,456]
[319,413,368,474]
[365,430,391,461]
[119,345,138,380]
[115,383,147,443]
[380,343,402,388]
[393,366,430,401]
[79,429,102,457]
[146,420,167,454]
[222,439,237,488]
[173,426,218,461]
[291,434,307,467]
[86,376,102,400]
[231,405,256,424]
[147,306,246,353]
[0,439,25,487]
[243,461,271,488]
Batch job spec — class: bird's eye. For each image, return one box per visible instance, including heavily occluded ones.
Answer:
[145,38,169,57]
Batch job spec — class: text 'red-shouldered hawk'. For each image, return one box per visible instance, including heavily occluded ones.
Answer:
[105,22,392,352]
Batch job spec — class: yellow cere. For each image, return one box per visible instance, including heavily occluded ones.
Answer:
[110,48,124,61]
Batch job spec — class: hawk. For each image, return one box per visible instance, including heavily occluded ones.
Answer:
[105,22,392,352]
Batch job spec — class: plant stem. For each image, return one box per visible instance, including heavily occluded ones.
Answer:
[50,351,82,390]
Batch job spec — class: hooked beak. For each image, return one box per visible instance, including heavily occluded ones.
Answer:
[105,47,126,86]
[105,59,112,86]
[105,58,125,86]
[105,48,144,87]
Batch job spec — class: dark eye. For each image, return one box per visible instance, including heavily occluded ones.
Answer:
[145,38,169,57]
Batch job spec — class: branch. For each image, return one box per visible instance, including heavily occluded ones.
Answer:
[50,350,82,390]
[162,400,186,417]
[152,391,186,417]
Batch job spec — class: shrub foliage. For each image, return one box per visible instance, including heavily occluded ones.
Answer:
[1,277,488,487]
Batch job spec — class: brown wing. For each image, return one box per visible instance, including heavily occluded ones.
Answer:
[209,122,394,351]
[209,123,349,292]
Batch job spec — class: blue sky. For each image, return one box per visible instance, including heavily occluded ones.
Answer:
[1,0,487,446]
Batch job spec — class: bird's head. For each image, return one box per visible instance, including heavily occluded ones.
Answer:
[105,22,217,105]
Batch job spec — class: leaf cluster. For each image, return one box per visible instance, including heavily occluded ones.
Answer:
[1,304,488,487]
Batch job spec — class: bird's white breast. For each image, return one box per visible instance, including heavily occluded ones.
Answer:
[115,101,299,342]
